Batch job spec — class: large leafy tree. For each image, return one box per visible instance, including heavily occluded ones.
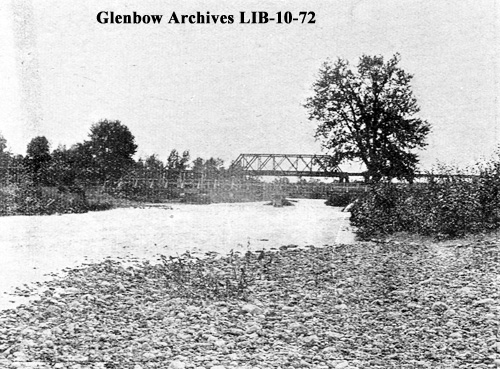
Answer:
[305,54,431,182]
[88,120,137,182]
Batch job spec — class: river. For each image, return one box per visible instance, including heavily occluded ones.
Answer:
[0,199,355,309]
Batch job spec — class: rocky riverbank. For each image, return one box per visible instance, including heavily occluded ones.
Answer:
[0,239,498,368]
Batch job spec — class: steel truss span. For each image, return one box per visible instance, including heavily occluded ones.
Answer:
[229,154,350,178]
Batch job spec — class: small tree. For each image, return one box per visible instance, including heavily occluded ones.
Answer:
[0,133,13,182]
[88,120,137,183]
[305,54,431,182]
[166,149,190,181]
[24,136,51,184]
[203,157,225,179]
[0,134,7,155]
[48,143,95,186]
[0,134,13,165]
[144,154,165,173]
[192,157,205,180]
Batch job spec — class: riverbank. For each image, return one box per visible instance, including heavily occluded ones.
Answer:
[0,237,498,369]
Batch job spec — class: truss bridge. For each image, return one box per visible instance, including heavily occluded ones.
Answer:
[229,153,359,179]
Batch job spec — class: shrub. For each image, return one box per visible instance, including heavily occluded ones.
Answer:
[325,192,358,207]
[12,183,88,215]
[157,250,254,299]
[350,158,500,239]
[0,178,113,216]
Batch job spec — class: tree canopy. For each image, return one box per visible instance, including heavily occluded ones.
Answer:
[0,133,12,166]
[24,136,51,184]
[305,54,431,182]
[166,149,190,180]
[88,120,137,182]
[48,143,94,186]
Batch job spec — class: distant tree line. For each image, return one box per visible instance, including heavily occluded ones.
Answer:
[0,119,228,189]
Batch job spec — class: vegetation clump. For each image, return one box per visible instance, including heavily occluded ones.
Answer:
[325,192,358,207]
[350,158,500,239]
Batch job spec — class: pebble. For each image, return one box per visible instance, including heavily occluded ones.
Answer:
[247,332,258,340]
[484,313,496,320]
[178,333,192,340]
[214,339,226,347]
[19,339,35,347]
[335,361,350,369]
[227,328,244,336]
[302,335,319,344]
[431,301,448,311]
[473,298,495,306]
[289,322,302,330]
[325,331,343,339]
[322,346,337,353]
[143,352,157,360]
[407,302,421,309]
[169,360,187,369]
[245,324,261,334]
[241,304,262,315]
[443,309,456,316]
[445,321,458,328]
[458,287,475,296]
[449,332,462,339]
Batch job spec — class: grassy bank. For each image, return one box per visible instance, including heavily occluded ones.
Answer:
[0,238,498,368]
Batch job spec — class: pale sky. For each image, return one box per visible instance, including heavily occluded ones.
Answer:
[0,0,498,170]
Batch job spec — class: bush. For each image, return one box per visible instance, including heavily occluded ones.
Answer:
[350,160,500,239]
[13,183,88,215]
[157,250,254,299]
[0,179,113,216]
[325,192,358,207]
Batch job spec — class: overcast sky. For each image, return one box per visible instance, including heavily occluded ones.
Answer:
[0,0,498,170]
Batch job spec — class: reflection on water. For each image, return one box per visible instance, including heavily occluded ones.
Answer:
[0,199,354,309]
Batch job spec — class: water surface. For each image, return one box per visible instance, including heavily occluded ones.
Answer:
[0,199,354,309]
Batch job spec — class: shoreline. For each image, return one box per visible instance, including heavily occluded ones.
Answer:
[1,239,498,368]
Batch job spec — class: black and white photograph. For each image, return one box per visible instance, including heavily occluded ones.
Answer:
[0,1,498,368]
